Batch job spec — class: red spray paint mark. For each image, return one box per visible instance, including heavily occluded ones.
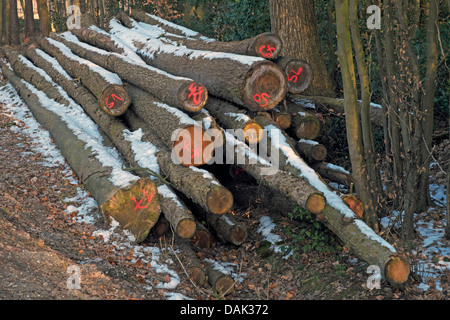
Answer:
[187,83,204,105]
[183,139,199,160]
[254,93,269,108]
[259,45,276,58]
[106,94,124,109]
[132,189,155,211]
[287,67,303,83]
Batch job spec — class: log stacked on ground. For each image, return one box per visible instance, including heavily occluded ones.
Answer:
[0,59,160,243]
[275,57,314,94]
[51,31,208,113]
[107,17,287,111]
[126,10,283,60]
[36,37,131,116]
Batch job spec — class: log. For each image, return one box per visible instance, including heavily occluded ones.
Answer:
[203,96,264,145]
[175,239,207,287]
[70,26,125,54]
[310,162,354,188]
[0,60,160,243]
[20,46,196,240]
[36,37,131,116]
[121,12,282,60]
[123,84,215,167]
[108,18,287,111]
[52,31,208,113]
[123,110,234,216]
[205,261,235,296]
[206,212,248,246]
[190,221,212,249]
[286,104,321,140]
[191,111,225,150]
[275,57,314,94]
[296,139,327,163]
[268,107,292,130]
[234,116,409,285]
[289,94,385,127]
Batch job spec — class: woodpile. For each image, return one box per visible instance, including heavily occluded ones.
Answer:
[0,11,410,289]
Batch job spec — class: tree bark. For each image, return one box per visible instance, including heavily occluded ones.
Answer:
[52,31,208,113]
[310,162,353,187]
[203,96,264,145]
[335,0,379,232]
[70,26,125,54]
[108,18,287,111]
[0,0,4,45]
[37,0,51,37]
[22,46,196,240]
[123,110,234,216]
[37,36,131,116]
[0,60,161,243]
[285,104,321,140]
[24,0,35,38]
[269,0,335,97]
[123,84,215,167]
[4,0,10,45]
[175,239,206,287]
[190,221,211,249]
[9,0,20,46]
[296,139,327,163]
[205,261,235,296]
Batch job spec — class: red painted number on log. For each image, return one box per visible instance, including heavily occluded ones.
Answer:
[106,94,124,109]
[259,45,276,58]
[132,189,155,211]
[287,67,303,83]
[187,83,204,105]
[183,140,199,160]
[254,93,269,108]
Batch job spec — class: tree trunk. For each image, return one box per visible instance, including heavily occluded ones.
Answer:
[52,31,208,113]
[223,119,409,285]
[335,0,379,232]
[4,0,10,45]
[9,0,20,46]
[21,46,196,240]
[37,0,52,37]
[123,84,215,167]
[123,110,234,216]
[24,0,35,38]
[37,37,131,116]
[0,60,161,243]
[108,18,287,112]
[0,0,4,45]
[269,0,335,97]
[275,57,313,94]
[70,26,125,53]
[203,96,264,145]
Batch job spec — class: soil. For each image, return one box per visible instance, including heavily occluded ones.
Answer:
[0,98,448,301]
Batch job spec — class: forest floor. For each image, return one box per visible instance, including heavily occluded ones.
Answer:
[0,78,449,301]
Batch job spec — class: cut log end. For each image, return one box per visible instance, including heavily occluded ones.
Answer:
[243,61,287,111]
[190,225,211,249]
[306,193,326,214]
[310,144,327,162]
[295,117,321,140]
[273,112,291,130]
[176,218,197,239]
[178,81,208,112]
[243,121,264,144]
[101,178,161,243]
[215,275,235,296]
[99,85,131,116]
[172,125,214,166]
[206,187,234,215]
[284,59,314,94]
[253,33,283,60]
[385,255,410,286]
[187,266,207,287]
[229,225,247,246]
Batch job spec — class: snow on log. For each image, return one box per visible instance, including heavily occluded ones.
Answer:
[123,110,234,216]
[205,260,235,296]
[296,139,328,163]
[275,57,314,94]
[203,96,264,145]
[122,11,282,60]
[53,31,208,113]
[0,60,160,243]
[285,103,321,140]
[310,162,354,187]
[108,17,287,111]
[19,46,196,240]
[36,37,131,116]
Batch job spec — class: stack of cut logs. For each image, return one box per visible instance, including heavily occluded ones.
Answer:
[0,10,410,293]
